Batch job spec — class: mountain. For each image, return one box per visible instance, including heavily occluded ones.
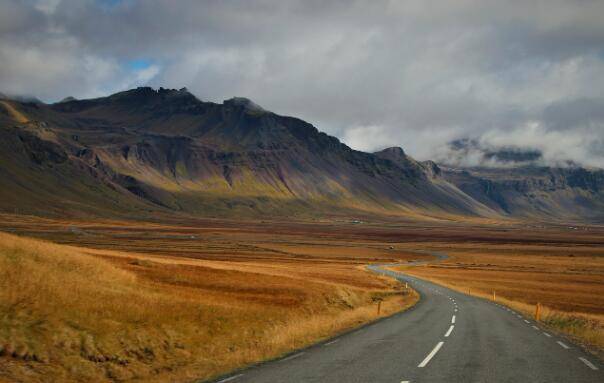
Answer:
[432,138,604,221]
[440,166,604,222]
[0,87,602,222]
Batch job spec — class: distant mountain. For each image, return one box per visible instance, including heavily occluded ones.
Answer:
[443,138,544,167]
[432,138,604,221]
[440,166,604,222]
[0,87,602,222]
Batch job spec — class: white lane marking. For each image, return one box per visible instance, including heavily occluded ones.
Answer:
[543,332,552,337]
[532,325,539,330]
[524,320,530,323]
[217,374,243,383]
[401,381,410,383]
[454,308,458,312]
[557,341,570,349]
[325,340,339,346]
[451,315,456,324]
[445,325,455,337]
[579,357,599,370]
[418,341,444,368]
[281,352,305,361]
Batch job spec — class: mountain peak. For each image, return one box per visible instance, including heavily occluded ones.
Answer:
[107,86,197,102]
[224,97,266,113]
[374,147,408,163]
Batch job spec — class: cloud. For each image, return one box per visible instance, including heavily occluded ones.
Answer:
[435,121,604,169]
[1,0,603,168]
[342,125,393,153]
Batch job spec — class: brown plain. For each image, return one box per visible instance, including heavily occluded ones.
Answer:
[0,214,420,383]
[0,214,603,382]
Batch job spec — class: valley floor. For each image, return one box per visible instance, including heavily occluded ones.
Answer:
[0,215,419,383]
[0,214,603,382]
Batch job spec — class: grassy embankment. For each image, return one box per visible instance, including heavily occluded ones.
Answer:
[0,232,417,383]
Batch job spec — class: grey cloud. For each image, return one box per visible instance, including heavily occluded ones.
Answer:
[1,0,603,168]
[542,98,604,131]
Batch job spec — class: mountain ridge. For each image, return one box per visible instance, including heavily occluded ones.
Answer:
[0,87,602,222]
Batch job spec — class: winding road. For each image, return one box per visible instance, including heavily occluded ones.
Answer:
[210,254,603,383]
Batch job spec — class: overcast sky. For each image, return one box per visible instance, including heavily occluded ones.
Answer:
[1,0,603,167]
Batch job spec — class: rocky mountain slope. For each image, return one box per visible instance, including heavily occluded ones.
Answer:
[0,87,602,222]
[441,166,604,222]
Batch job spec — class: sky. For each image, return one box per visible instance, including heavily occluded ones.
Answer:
[1,0,604,168]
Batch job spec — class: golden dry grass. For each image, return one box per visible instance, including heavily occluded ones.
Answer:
[0,231,417,383]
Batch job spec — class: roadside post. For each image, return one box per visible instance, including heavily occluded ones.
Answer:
[535,303,541,321]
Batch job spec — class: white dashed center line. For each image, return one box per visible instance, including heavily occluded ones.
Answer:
[579,357,599,370]
[418,341,444,368]
[524,319,530,324]
[532,325,539,330]
[282,352,305,361]
[557,341,570,349]
[217,374,243,383]
[445,325,455,337]
[325,339,339,346]
[543,332,552,338]
[451,315,456,324]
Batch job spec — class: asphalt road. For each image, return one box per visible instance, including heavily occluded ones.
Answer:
[210,257,603,383]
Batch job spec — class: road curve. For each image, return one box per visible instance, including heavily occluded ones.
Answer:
[209,257,603,383]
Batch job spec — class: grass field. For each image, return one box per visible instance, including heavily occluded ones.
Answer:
[0,218,420,383]
[0,213,603,381]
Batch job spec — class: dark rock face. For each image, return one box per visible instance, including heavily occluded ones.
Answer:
[15,129,68,165]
